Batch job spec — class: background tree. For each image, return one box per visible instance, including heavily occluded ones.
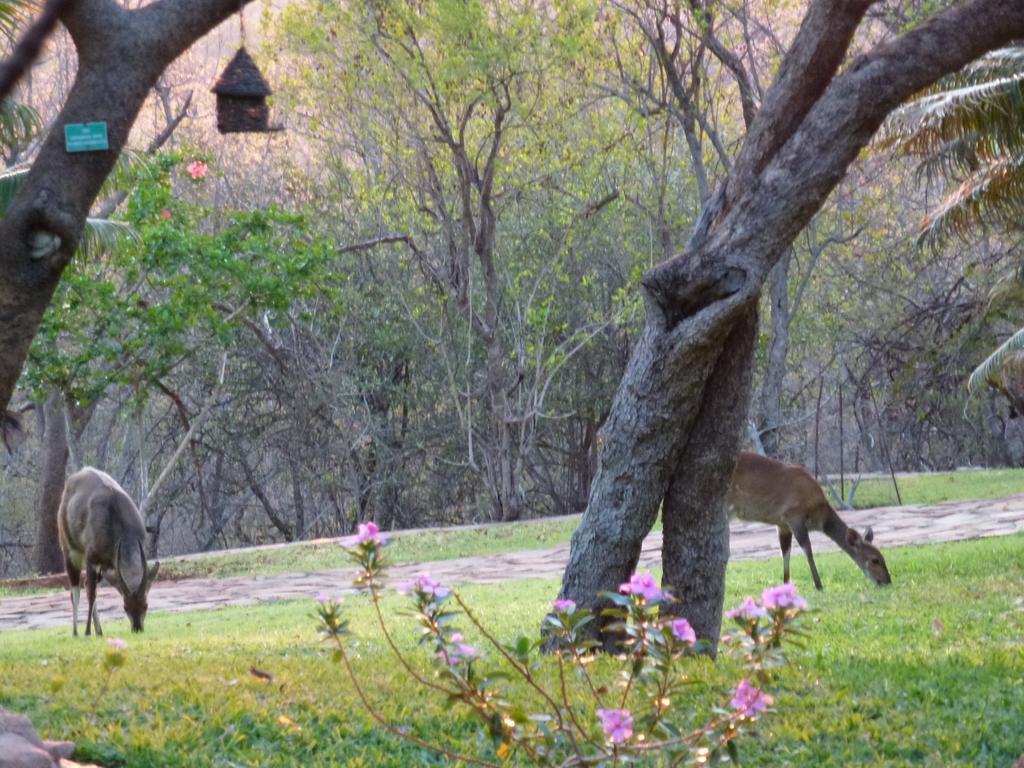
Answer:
[555,0,1024,651]
[276,0,630,521]
[882,45,1024,458]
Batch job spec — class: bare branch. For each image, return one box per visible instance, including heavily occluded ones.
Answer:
[0,0,77,103]
[138,356,227,518]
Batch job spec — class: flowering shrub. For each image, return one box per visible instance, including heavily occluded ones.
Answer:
[316,525,808,766]
[185,159,209,180]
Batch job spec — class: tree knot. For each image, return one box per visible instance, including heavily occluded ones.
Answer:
[642,264,748,331]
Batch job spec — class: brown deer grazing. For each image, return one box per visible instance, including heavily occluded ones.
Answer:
[725,451,891,590]
[58,467,160,635]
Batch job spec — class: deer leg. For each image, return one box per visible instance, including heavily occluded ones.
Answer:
[778,527,793,583]
[791,522,824,591]
[85,560,100,636]
[65,556,81,638]
[91,570,103,637]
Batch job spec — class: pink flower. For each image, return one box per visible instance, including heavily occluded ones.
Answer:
[619,571,666,602]
[726,596,768,621]
[160,209,171,220]
[397,572,450,599]
[669,618,696,645]
[186,159,209,180]
[340,520,388,548]
[596,708,633,744]
[451,644,478,663]
[315,593,330,604]
[551,598,576,612]
[730,678,773,718]
[439,632,478,665]
[760,583,808,611]
[107,638,127,651]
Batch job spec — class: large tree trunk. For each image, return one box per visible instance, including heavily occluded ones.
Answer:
[554,0,1024,649]
[33,390,67,574]
[556,290,751,638]
[662,304,758,653]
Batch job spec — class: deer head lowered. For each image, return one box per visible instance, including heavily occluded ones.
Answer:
[725,451,891,591]
[58,467,160,635]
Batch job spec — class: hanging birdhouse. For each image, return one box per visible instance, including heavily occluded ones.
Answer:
[211,47,282,134]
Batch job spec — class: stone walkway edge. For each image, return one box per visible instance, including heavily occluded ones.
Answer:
[1,494,1023,633]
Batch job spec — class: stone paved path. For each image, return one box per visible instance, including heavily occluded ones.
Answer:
[2,495,1023,633]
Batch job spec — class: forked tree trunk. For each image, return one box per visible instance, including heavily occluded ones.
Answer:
[556,291,752,648]
[553,0,1024,652]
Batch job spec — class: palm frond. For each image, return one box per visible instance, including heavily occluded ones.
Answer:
[0,0,35,42]
[964,47,1024,79]
[98,148,154,200]
[968,325,1024,395]
[879,45,1024,246]
[910,134,982,185]
[881,72,1024,170]
[0,161,27,211]
[0,97,39,150]
[79,218,140,255]
[919,154,1024,243]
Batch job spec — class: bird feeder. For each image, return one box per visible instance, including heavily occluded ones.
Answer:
[211,47,282,134]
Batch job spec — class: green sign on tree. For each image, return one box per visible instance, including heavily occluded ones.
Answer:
[64,122,109,153]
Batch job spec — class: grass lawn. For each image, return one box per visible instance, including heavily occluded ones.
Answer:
[1,533,1022,766]
[151,466,1024,582]
[157,516,584,581]
[850,467,1024,508]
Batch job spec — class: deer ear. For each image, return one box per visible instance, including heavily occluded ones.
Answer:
[846,528,862,547]
[864,526,874,543]
[117,540,145,593]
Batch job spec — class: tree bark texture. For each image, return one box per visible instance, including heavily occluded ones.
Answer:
[556,0,1024,645]
[0,0,253,413]
[556,294,752,629]
[33,391,67,574]
[662,303,758,653]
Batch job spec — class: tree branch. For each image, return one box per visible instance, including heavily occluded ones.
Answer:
[337,234,421,256]
[724,0,876,213]
[137,355,227,518]
[647,0,1024,319]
